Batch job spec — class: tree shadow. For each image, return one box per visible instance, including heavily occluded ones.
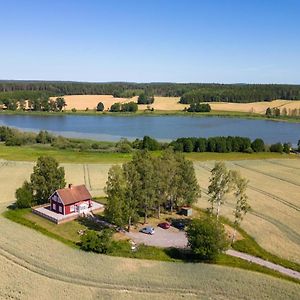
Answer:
[77,216,108,231]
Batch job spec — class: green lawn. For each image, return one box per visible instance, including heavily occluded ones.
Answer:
[24,211,85,243]
[0,144,294,163]
[0,144,132,163]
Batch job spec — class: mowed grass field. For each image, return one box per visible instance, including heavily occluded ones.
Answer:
[55,94,300,115]
[0,158,300,298]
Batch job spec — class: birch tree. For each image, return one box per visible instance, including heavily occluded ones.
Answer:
[231,170,251,242]
[208,161,232,219]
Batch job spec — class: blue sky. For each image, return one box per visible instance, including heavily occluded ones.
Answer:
[0,0,299,83]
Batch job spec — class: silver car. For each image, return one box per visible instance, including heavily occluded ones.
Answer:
[140,226,155,235]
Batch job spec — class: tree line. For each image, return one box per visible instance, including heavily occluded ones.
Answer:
[0,96,66,112]
[179,85,300,103]
[266,107,300,118]
[1,81,300,103]
[0,128,295,154]
[169,136,292,153]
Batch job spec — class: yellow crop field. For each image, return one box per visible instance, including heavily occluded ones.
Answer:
[50,95,138,111]
[0,206,299,299]
[1,159,300,298]
[52,94,300,115]
[1,159,300,264]
[194,159,300,264]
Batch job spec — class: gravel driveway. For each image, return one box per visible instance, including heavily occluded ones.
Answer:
[126,226,188,248]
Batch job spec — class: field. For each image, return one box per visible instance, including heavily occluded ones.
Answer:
[50,94,138,111]
[0,158,299,263]
[0,144,290,163]
[0,158,300,298]
[193,159,300,264]
[54,94,300,115]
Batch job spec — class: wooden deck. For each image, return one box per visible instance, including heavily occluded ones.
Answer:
[32,201,104,224]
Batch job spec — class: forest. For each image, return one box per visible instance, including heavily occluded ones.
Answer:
[1,81,300,103]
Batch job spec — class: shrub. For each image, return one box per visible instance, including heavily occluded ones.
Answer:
[137,93,154,105]
[116,138,133,153]
[91,143,99,150]
[251,138,265,152]
[15,181,34,208]
[36,130,54,144]
[243,147,254,154]
[283,143,291,154]
[110,102,121,112]
[80,229,113,253]
[121,102,138,112]
[71,108,77,112]
[140,136,161,151]
[187,216,229,261]
[270,143,283,153]
[96,102,104,112]
[187,103,211,112]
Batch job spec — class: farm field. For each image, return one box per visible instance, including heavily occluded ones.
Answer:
[54,94,300,115]
[0,158,300,264]
[0,159,300,298]
[194,159,300,264]
[50,94,138,111]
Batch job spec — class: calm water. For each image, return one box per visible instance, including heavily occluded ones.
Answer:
[0,114,299,144]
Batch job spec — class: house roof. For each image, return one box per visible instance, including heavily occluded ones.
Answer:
[56,185,92,205]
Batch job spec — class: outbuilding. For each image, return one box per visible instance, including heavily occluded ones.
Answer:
[180,206,193,217]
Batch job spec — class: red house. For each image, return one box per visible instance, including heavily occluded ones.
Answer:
[49,184,92,215]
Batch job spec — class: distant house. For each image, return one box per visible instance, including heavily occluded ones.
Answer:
[49,184,93,215]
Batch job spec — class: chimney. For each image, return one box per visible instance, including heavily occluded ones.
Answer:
[68,183,73,189]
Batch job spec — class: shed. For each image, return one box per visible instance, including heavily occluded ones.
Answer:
[180,206,192,217]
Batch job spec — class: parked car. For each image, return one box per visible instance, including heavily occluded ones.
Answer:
[158,222,170,229]
[140,226,155,235]
[171,220,187,230]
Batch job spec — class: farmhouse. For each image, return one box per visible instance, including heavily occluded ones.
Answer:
[49,184,92,215]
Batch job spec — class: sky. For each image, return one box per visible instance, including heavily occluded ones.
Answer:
[0,0,299,83]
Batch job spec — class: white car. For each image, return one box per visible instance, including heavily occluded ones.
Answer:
[140,226,155,235]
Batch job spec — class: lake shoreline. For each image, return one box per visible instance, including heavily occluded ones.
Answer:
[1,109,300,123]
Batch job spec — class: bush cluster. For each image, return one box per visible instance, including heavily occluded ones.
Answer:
[187,103,211,112]
[137,93,154,105]
[110,101,138,112]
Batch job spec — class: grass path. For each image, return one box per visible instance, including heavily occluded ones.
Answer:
[227,250,300,280]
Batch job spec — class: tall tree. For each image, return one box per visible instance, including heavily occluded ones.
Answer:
[30,156,66,204]
[105,165,128,227]
[208,162,232,219]
[122,162,140,231]
[231,171,250,242]
[187,216,229,261]
[130,151,157,223]
[96,102,105,111]
[55,97,66,111]
[174,154,201,208]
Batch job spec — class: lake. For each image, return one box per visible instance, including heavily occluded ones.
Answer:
[0,114,299,144]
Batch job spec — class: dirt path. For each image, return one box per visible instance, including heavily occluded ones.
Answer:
[226,249,300,280]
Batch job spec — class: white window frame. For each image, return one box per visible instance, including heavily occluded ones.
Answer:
[59,206,62,213]
[53,203,56,210]
[70,205,75,213]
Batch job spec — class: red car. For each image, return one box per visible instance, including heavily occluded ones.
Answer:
[158,222,170,229]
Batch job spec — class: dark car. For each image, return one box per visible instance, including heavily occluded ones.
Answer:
[158,222,170,229]
[171,220,185,230]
